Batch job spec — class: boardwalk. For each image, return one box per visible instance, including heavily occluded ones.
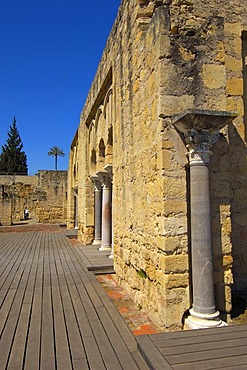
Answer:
[0,228,148,370]
[1,226,247,370]
[137,324,247,370]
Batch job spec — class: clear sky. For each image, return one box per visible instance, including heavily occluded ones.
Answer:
[0,0,121,175]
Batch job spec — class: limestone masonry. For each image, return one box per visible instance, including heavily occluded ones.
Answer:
[0,170,67,225]
[68,0,247,330]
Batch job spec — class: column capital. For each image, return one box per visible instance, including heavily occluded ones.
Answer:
[184,128,220,165]
[104,164,113,179]
[72,186,78,195]
[90,175,102,191]
[96,170,112,188]
[172,109,237,166]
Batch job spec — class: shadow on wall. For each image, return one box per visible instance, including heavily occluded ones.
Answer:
[228,122,247,312]
[210,121,247,319]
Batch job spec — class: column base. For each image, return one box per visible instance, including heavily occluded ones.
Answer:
[108,252,114,259]
[92,239,101,245]
[98,245,112,251]
[184,308,227,330]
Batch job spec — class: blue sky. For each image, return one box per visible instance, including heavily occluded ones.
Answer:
[0,0,121,175]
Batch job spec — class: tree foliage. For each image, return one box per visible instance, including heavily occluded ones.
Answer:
[0,117,28,174]
[48,146,65,170]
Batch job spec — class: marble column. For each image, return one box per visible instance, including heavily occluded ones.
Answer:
[90,175,102,245]
[96,170,112,251]
[172,109,236,329]
[104,164,114,259]
[73,186,78,229]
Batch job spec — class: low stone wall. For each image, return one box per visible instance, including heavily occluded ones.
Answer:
[0,170,67,224]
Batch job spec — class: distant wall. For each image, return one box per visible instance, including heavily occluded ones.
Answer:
[0,188,12,226]
[0,170,67,224]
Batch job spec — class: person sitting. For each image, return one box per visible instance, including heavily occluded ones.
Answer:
[24,208,29,220]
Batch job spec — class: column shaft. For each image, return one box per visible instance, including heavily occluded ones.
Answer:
[93,189,102,244]
[190,163,215,315]
[74,194,78,229]
[100,184,111,250]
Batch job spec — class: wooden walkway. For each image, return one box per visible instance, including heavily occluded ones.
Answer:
[75,244,114,274]
[137,324,247,370]
[2,226,247,370]
[0,229,148,370]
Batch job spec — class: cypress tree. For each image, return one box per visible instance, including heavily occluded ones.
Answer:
[0,117,28,174]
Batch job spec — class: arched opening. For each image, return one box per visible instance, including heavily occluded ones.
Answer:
[90,148,97,173]
[106,126,113,163]
[98,139,105,170]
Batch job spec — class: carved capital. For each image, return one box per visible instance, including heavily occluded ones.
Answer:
[172,109,237,166]
[90,175,102,191]
[184,129,220,165]
[96,170,112,189]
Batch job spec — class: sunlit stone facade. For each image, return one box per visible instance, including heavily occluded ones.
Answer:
[68,0,247,330]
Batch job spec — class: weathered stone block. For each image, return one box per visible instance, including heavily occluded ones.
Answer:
[159,254,188,273]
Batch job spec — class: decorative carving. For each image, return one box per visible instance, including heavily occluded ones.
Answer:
[90,175,102,191]
[96,170,112,189]
[184,128,220,165]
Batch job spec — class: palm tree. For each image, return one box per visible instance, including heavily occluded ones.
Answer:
[48,146,65,170]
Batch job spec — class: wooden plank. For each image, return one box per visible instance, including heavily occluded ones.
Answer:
[0,232,25,269]
[8,232,40,369]
[58,284,87,362]
[53,233,106,370]
[223,365,247,370]
[50,234,73,370]
[40,234,56,370]
[90,318,122,370]
[172,354,247,370]
[99,290,138,353]
[0,288,17,335]
[0,314,17,369]
[137,335,172,370]
[160,337,247,356]
[67,237,143,359]
[7,303,32,368]
[0,232,36,369]
[67,284,106,370]
[96,305,140,370]
[24,232,44,370]
[58,236,121,369]
[131,350,151,370]
[166,345,247,365]
[24,287,42,370]
[151,324,247,342]
[154,330,247,349]
[72,358,90,370]
[0,233,30,291]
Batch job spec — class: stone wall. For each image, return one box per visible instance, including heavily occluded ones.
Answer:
[68,0,247,330]
[0,188,12,226]
[0,170,67,224]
